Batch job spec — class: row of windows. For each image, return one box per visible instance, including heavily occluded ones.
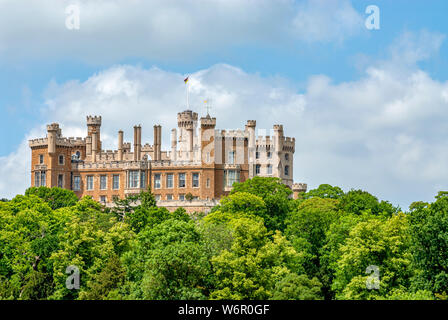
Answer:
[34,171,46,187]
[255,152,290,161]
[72,174,121,191]
[39,154,66,165]
[254,164,289,176]
[154,173,205,189]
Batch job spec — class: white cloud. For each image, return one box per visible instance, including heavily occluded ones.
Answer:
[0,0,363,63]
[1,30,448,210]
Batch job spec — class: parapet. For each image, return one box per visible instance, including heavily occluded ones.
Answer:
[87,115,102,126]
[292,183,307,193]
[47,123,60,132]
[177,110,198,123]
[200,115,216,127]
[246,120,256,128]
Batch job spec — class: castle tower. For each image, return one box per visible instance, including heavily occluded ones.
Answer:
[46,123,60,155]
[200,115,216,164]
[87,116,102,160]
[273,124,284,177]
[177,110,198,161]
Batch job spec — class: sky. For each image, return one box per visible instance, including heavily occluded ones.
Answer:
[1,0,448,210]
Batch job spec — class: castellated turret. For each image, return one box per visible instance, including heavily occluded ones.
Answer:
[87,115,102,154]
[177,110,198,161]
[46,123,60,155]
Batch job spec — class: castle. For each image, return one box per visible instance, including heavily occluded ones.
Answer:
[29,110,307,212]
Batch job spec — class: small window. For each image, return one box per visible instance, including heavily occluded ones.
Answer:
[256,151,260,159]
[140,171,146,188]
[224,170,239,187]
[285,153,289,161]
[206,178,210,188]
[154,174,161,189]
[285,165,289,176]
[179,173,186,188]
[58,155,64,165]
[100,175,107,190]
[86,175,94,190]
[40,171,46,187]
[179,194,185,201]
[58,174,64,188]
[34,172,40,187]
[73,176,81,191]
[155,195,161,201]
[256,164,261,175]
[166,194,173,200]
[112,175,120,190]
[100,195,107,203]
[192,173,199,188]
[228,151,235,164]
[129,170,139,188]
[267,164,272,175]
[166,174,174,188]
[39,154,44,164]
[267,151,272,159]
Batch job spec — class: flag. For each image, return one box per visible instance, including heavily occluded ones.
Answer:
[184,76,189,84]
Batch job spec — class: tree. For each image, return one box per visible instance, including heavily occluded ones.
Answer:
[304,184,344,200]
[230,177,293,232]
[25,187,78,210]
[339,189,398,217]
[210,217,304,300]
[332,213,413,300]
[271,273,322,300]
[123,219,211,299]
[285,197,340,283]
[408,192,448,296]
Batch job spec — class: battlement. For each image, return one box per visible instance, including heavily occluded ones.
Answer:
[47,123,60,131]
[292,183,307,192]
[29,138,48,147]
[246,120,256,127]
[200,116,216,127]
[273,124,284,132]
[177,110,198,124]
[86,115,102,126]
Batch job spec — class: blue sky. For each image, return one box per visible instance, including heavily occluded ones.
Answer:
[1,0,448,209]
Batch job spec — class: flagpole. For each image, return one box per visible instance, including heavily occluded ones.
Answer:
[187,80,189,109]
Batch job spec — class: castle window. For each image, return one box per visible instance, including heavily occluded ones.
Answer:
[224,170,239,188]
[166,194,173,200]
[285,165,289,176]
[73,176,80,191]
[140,171,146,188]
[40,171,46,187]
[39,154,44,164]
[267,164,273,175]
[100,175,107,190]
[179,173,186,188]
[256,164,261,175]
[228,151,235,164]
[285,153,289,161]
[166,174,174,188]
[192,173,199,188]
[58,155,64,165]
[256,151,260,159]
[112,175,120,190]
[34,171,43,187]
[179,194,185,201]
[154,174,161,189]
[58,174,64,188]
[155,195,161,201]
[86,176,94,190]
[206,178,210,188]
[100,195,107,203]
[267,151,272,159]
[129,171,139,188]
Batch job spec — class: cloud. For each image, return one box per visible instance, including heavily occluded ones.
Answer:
[0,0,364,63]
[1,30,447,211]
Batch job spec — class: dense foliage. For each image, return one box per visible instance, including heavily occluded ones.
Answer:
[0,178,445,300]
